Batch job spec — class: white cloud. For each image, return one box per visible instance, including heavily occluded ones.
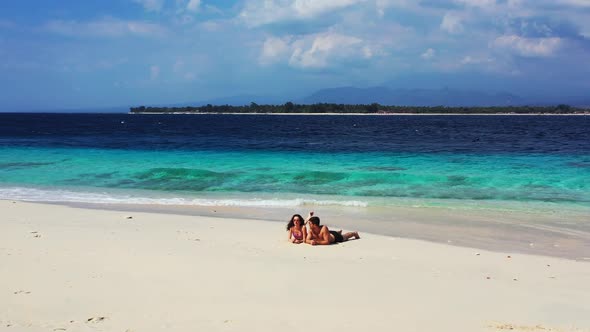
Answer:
[555,0,590,7]
[362,46,373,58]
[492,35,562,57]
[239,0,367,27]
[460,55,493,64]
[170,57,204,81]
[173,59,185,73]
[289,32,364,68]
[453,0,497,9]
[292,0,365,17]
[376,0,388,17]
[460,55,476,64]
[374,0,419,11]
[260,36,291,65]
[184,72,196,80]
[186,0,201,12]
[199,21,223,31]
[421,48,436,59]
[176,15,194,25]
[45,18,167,38]
[133,0,165,12]
[150,65,160,80]
[441,13,463,34]
[258,31,378,68]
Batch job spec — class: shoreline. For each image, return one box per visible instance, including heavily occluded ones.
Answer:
[6,198,589,261]
[129,112,590,116]
[71,201,590,261]
[1,200,589,331]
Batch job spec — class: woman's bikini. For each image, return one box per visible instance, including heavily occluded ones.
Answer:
[291,228,304,241]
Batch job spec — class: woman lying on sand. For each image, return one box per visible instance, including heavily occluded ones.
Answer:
[286,214,307,244]
[304,212,360,246]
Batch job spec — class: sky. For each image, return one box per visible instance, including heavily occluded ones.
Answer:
[1,0,589,111]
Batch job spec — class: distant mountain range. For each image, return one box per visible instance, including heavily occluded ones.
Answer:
[37,86,586,113]
[174,94,286,107]
[301,87,523,107]
[183,87,589,108]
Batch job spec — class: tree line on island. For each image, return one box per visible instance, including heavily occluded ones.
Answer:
[130,102,586,114]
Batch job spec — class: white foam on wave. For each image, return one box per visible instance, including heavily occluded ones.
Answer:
[0,187,368,208]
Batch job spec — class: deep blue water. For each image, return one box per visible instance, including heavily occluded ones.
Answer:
[1,113,589,154]
[0,113,589,208]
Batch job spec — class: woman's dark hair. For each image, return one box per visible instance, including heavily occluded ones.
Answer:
[307,216,321,226]
[287,214,305,230]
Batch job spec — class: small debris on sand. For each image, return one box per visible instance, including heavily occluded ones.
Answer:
[86,316,106,323]
[489,322,586,331]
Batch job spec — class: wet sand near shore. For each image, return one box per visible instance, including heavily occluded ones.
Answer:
[63,200,590,260]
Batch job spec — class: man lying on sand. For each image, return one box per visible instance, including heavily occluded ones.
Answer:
[287,211,360,245]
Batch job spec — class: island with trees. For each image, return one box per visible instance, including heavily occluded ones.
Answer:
[130,102,588,115]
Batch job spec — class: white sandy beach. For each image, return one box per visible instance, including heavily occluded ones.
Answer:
[1,200,589,332]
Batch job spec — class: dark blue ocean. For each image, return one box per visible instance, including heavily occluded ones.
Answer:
[0,113,589,210]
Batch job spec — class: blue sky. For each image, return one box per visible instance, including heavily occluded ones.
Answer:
[1,0,589,111]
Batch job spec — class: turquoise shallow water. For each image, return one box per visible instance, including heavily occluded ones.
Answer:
[1,146,589,212]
